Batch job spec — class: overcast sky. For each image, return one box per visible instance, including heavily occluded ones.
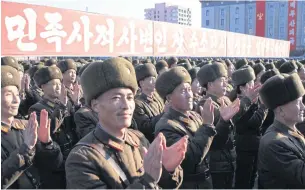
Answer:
[5,0,202,27]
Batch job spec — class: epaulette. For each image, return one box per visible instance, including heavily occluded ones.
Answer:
[1,124,10,133]
[12,119,27,130]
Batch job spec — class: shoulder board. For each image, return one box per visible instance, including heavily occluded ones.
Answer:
[1,125,10,133]
[12,119,27,130]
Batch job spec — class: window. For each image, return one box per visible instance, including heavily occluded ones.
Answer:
[249,7,253,15]
[235,7,239,14]
[206,10,210,16]
[235,28,239,32]
[235,18,239,24]
[268,27,273,36]
[221,19,224,26]
[280,27,284,33]
[221,9,224,16]
[206,20,210,26]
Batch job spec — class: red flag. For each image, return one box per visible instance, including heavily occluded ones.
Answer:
[256,0,266,37]
[287,0,297,50]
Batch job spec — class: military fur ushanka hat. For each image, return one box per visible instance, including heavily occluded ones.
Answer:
[260,69,280,84]
[189,67,200,82]
[232,66,256,86]
[155,66,191,99]
[1,56,19,71]
[34,66,63,88]
[253,62,266,76]
[45,59,57,67]
[279,61,298,74]
[1,65,21,90]
[235,58,248,70]
[155,60,168,73]
[57,59,77,73]
[135,63,157,83]
[259,73,305,110]
[197,62,227,86]
[80,57,138,105]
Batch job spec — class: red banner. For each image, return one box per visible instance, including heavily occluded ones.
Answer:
[1,1,289,57]
[255,0,266,37]
[288,0,297,50]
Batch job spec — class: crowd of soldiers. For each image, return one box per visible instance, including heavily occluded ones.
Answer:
[1,55,305,189]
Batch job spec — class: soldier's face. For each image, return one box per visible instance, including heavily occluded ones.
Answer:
[169,83,193,112]
[209,77,227,97]
[92,88,135,132]
[191,78,202,96]
[1,86,20,118]
[63,69,76,84]
[140,76,156,95]
[41,79,61,99]
[278,97,305,124]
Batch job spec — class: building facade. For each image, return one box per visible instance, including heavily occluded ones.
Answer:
[144,3,192,26]
[201,0,305,51]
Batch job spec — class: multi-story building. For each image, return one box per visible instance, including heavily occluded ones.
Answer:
[201,0,305,51]
[144,3,192,26]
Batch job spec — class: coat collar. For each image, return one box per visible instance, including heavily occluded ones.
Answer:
[168,107,191,125]
[93,124,139,152]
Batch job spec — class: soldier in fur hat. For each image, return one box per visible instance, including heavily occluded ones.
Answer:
[231,66,268,189]
[1,65,63,189]
[66,57,185,189]
[260,69,280,135]
[28,66,79,188]
[57,59,81,110]
[167,56,178,68]
[258,73,305,189]
[279,61,298,74]
[196,62,240,189]
[188,67,204,110]
[134,63,164,142]
[155,66,239,188]
[155,60,169,75]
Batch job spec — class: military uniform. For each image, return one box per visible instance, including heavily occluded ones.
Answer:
[74,105,99,139]
[197,94,236,189]
[155,107,216,189]
[18,85,44,119]
[258,121,305,188]
[258,73,305,188]
[1,120,63,189]
[29,98,78,160]
[65,124,183,189]
[134,92,164,142]
[232,96,268,188]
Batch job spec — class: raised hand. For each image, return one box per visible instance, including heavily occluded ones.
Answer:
[59,84,68,106]
[200,97,215,125]
[38,109,52,143]
[162,135,187,172]
[219,98,241,121]
[24,112,38,150]
[244,84,261,103]
[142,133,164,183]
[72,81,81,105]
